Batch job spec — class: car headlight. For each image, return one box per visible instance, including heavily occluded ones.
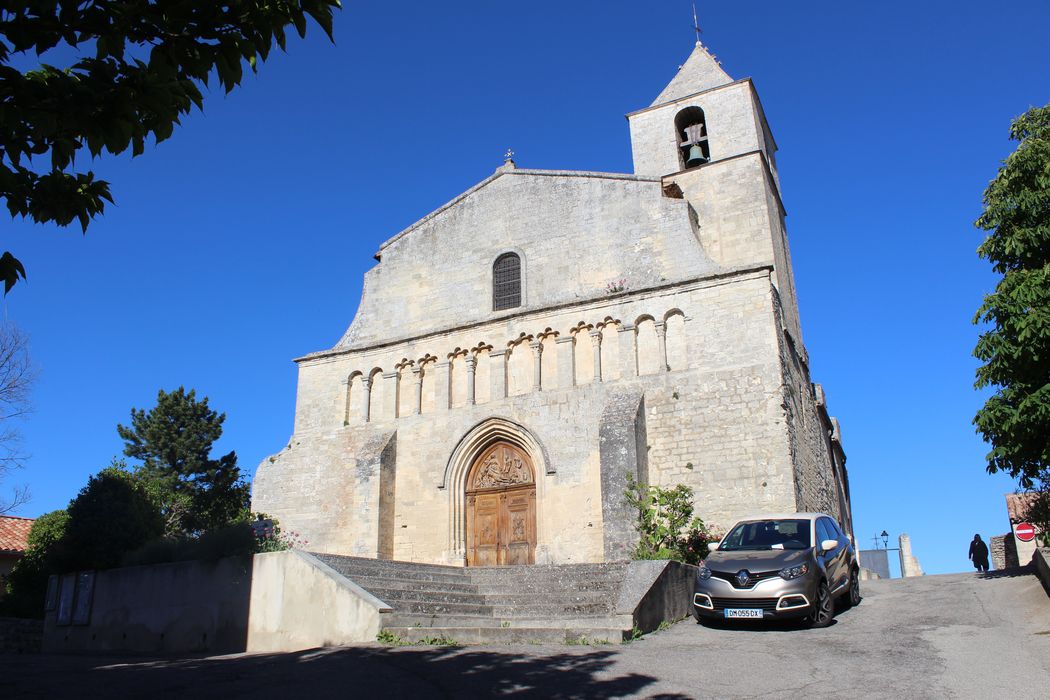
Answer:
[778,563,810,580]
[696,564,712,581]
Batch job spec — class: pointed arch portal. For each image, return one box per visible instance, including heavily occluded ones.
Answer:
[441,417,549,566]
[465,442,536,566]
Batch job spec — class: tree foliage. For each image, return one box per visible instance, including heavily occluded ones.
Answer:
[0,508,66,617]
[59,464,165,570]
[117,387,249,535]
[624,473,715,565]
[1,466,164,618]
[1019,478,1050,547]
[973,104,1050,487]
[0,321,35,513]
[0,0,340,292]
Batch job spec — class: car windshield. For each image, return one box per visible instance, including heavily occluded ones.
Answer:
[719,519,812,551]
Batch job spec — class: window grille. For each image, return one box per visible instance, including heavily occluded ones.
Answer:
[493,253,521,311]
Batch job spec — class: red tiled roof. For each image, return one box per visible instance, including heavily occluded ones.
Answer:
[1006,493,1036,522]
[0,515,34,554]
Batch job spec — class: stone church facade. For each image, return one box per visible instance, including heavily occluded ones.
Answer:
[253,43,852,566]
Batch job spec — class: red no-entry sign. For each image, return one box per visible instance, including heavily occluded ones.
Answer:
[1015,522,1036,542]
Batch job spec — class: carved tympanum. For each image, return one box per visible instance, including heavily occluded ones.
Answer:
[471,445,533,490]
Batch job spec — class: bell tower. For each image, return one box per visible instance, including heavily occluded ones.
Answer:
[627,41,801,342]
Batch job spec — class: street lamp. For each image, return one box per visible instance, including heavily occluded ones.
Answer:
[881,530,889,549]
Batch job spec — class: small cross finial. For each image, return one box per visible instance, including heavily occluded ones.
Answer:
[692,1,703,45]
[504,148,515,163]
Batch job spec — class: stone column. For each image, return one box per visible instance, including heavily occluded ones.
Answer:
[433,361,451,410]
[382,371,399,420]
[589,329,603,382]
[556,336,575,389]
[618,324,638,379]
[411,367,423,415]
[655,321,669,371]
[465,356,477,406]
[530,340,543,391]
[489,350,508,400]
[361,376,372,422]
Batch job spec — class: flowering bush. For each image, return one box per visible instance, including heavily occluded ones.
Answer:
[252,515,309,552]
[624,473,717,565]
[605,279,628,294]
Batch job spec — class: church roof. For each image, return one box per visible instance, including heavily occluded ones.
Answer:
[651,42,734,107]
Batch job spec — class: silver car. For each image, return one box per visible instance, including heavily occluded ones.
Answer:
[692,512,861,628]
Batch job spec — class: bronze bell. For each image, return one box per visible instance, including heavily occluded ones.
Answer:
[686,144,708,167]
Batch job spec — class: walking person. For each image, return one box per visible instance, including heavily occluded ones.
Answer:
[968,533,989,573]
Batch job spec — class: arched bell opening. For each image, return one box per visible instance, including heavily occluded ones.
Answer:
[675,106,710,170]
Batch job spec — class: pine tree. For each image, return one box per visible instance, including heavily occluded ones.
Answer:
[117,387,249,535]
[973,104,1050,487]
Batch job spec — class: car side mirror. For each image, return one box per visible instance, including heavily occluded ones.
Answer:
[708,542,719,552]
[821,539,838,553]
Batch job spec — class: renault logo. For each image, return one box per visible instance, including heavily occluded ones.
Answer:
[736,569,750,587]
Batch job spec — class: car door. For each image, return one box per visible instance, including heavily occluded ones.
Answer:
[818,517,848,592]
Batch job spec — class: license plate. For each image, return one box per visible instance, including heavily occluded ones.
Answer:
[724,608,764,619]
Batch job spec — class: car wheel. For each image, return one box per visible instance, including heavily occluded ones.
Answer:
[845,569,862,608]
[805,580,834,628]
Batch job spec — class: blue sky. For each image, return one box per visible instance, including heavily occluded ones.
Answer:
[2,1,1048,575]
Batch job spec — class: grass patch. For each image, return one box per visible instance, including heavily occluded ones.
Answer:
[567,635,611,646]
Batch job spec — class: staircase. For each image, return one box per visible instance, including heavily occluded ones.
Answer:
[314,554,636,644]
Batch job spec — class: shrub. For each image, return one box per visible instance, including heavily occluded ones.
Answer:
[0,509,69,619]
[624,473,716,565]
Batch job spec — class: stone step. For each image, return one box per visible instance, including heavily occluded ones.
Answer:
[357,586,613,610]
[481,591,614,605]
[466,566,628,581]
[384,613,632,629]
[310,554,464,575]
[471,578,622,595]
[355,587,488,606]
[314,553,469,578]
[319,563,473,585]
[394,600,496,616]
[489,601,614,617]
[347,576,482,596]
[381,626,629,645]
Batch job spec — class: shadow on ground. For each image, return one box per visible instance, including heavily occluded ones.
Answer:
[978,565,1035,580]
[0,644,692,700]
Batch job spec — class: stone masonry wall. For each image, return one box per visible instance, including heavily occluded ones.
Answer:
[334,170,719,350]
[776,292,849,527]
[253,270,796,563]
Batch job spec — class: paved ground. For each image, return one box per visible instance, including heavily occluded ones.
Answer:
[2,569,1049,699]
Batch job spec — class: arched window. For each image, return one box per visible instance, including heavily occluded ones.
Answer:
[675,106,709,170]
[492,253,522,311]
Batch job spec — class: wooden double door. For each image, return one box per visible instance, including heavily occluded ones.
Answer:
[465,442,536,566]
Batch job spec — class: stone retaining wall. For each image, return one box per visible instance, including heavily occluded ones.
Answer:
[1035,548,1050,597]
[0,617,42,654]
[43,551,390,655]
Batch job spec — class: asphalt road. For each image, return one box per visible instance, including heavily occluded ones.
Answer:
[3,569,1048,699]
